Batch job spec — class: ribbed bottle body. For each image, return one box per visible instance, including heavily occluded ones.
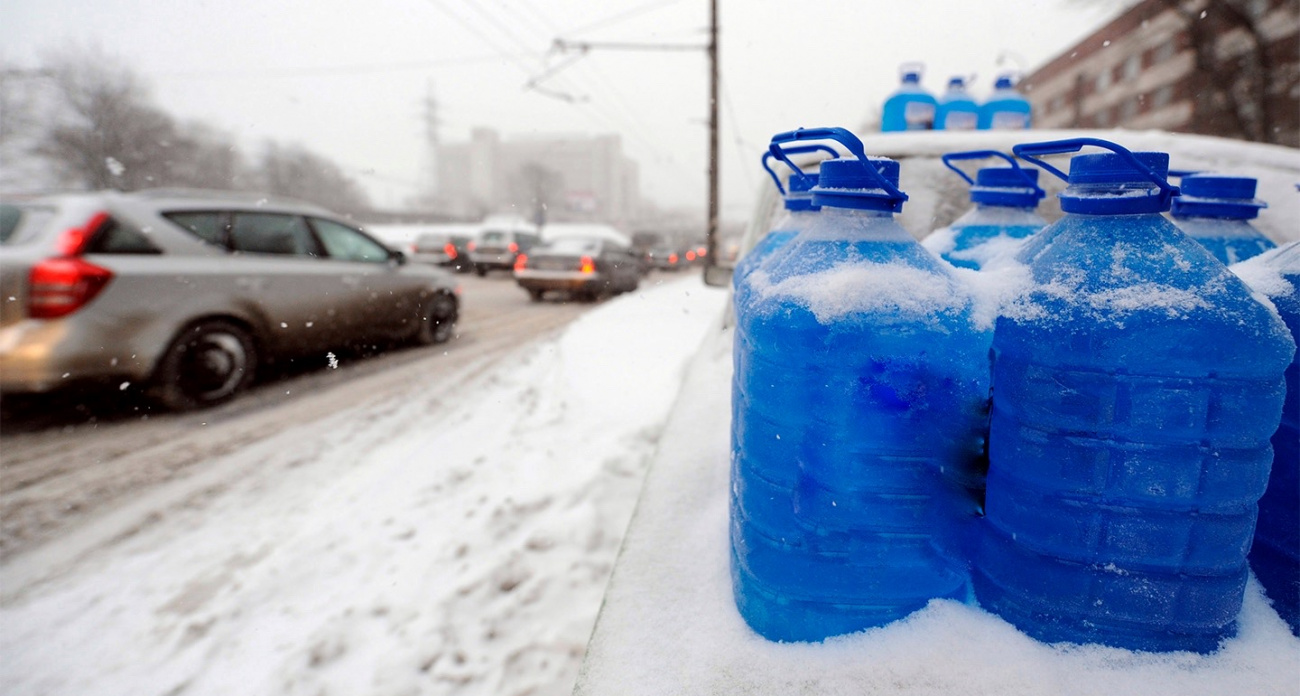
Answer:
[976,213,1293,653]
[731,207,990,641]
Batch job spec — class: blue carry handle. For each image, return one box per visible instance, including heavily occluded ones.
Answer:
[1012,138,1179,203]
[762,144,839,196]
[941,149,1045,197]
[768,127,908,202]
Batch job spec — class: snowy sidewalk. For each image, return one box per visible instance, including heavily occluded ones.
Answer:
[575,317,1300,696]
[1,276,728,696]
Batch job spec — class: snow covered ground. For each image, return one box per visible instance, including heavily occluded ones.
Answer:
[0,276,729,696]
[577,308,1300,696]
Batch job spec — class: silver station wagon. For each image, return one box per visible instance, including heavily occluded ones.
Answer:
[0,189,460,409]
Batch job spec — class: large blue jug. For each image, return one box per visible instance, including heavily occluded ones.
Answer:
[1170,173,1275,265]
[733,145,836,289]
[881,64,937,132]
[923,149,1047,270]
[974,138,1294,653]
[1240,242,1300,636]
[978,74,1031,130]
[935,77,979,131]
[731,127,990,642]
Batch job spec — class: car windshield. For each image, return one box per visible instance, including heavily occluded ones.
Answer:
[3,2,1298,695]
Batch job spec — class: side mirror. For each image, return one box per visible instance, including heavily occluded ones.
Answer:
[703,263,732,287]
[389,249,407,266]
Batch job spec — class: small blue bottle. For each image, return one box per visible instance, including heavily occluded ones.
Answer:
[882,63,937,132]
[935,77,979,131]
[978,74,1031,130]
[923,150,1046,270]
[1241,242,1300,636]
[974,138,1295,653]
[1170,173,1275,265]
[733,145,836,289]
[731,127,990,642]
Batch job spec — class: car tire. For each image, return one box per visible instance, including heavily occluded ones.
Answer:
[415,292,458,345]
[527,288,545,302]
[152,319,257,411]
[475,266,487,277]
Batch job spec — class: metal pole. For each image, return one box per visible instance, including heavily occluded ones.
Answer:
[706,0,719,265]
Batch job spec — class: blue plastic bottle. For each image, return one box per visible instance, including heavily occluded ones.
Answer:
[731,127,990,642]
[1240,242,1300,636]
[733,145,836,288]
[974,138,1295,653]
[1170,173,1275,265]
[923,150,1046,270]
[935,77,980,131]
[978,74,1031,130]
[881,64,937,132]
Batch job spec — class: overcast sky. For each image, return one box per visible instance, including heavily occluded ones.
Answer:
[2,0,1122,219]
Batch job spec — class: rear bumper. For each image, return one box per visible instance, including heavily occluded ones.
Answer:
[470,251,516,270]
[514,271,603,293]
[0,318,154,393]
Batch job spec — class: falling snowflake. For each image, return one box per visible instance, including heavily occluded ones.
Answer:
[105,157,125,177]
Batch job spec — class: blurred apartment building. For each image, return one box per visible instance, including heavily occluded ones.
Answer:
[1022,0,1298,147]
[435,128,642,227]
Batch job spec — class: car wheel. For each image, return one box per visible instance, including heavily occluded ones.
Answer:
[415,292,458,345]
[153,319,257,411]
[527,288,545,302]
[475,266,487,277]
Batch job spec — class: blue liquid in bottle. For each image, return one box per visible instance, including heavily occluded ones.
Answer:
[732,134,990,642]
[1240,242,1300,636]
[978,75,1031,130]
[882,65,936,132]
[1170,174,1274,265]
[924,159,1046,271]
[974,143,1295,653]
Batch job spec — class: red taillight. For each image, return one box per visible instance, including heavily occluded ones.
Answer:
[508,242,519,254]
[409,242,418,254]
[698,247,708,257]
[669,253,678,264]
[468,241,477,251]
[29,258,113,319]
[580,256,595,274]
[685,250,697,262]
[514,254,528,271]
[444,242,458,259]
[30,212,115,319]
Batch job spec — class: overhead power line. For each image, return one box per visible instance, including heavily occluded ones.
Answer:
[562,0,690,37]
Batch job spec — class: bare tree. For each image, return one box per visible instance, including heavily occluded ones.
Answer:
[1154,0,1288,145]
[256,141,371,215]
[36,46,185,190]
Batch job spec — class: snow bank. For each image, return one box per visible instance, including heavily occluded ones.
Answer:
[576,320,1300,696]
[0,276,728,696]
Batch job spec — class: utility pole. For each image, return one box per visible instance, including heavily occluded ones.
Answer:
[545,1,722,267]
[707,0,719,265]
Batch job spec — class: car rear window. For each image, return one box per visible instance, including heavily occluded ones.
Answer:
[0,204,56,246]
[84,218,162,255]
[480,230,507,244]
[416,234,449,247]
[544,238,602,254]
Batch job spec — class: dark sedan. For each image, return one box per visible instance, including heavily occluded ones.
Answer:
[513,236,641,302]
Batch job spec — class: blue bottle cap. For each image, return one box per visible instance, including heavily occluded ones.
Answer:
[994,75,1015,90]
[1060,152,1173,214]
[1171,174,1267,220]
[948,77,965,89]
[813,157,905,213]
[902,72,922,84]
[785,174,820,211]
[971,167,1043,208]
